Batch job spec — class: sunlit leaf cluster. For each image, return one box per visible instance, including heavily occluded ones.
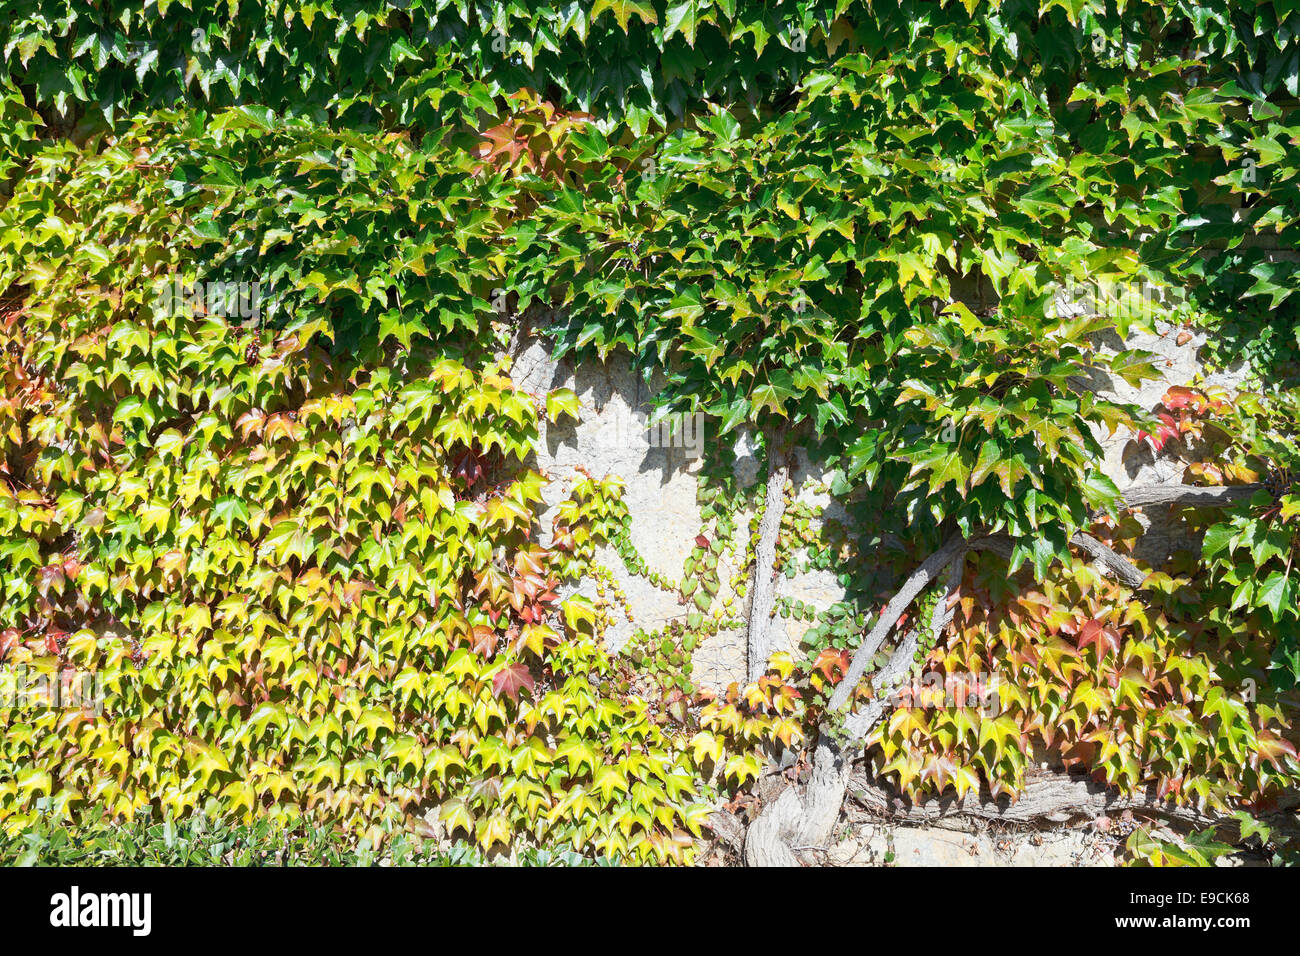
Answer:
[0,119,707,862]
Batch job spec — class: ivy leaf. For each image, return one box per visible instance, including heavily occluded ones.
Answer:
[491,663,535,701]
[561,596,598,635]
[1080,471,1121,512]
[591,0,658,32]
[213,496,250,528]
[1076,619,1120,658]
[546,387,581,423]
[663,1,703,46]
[1107,350,1162,388]
[1258,571,1295,621]
[905,444,971,497]
[1201,523,1237,561]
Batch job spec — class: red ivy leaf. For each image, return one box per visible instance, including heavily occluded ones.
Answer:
[452,451,483,485]
[492,662,535,702]
[1162,386,1203,412]
[813,648,850,682]
[1076,619,1120,657]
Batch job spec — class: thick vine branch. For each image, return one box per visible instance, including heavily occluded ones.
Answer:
[825,533,970,713]
[847,769,1300,838]
[1069,531,1145,588]
[1117,482,1263,510]
[841,558,964,741]
[748,560,971,864]
[746,444,790,682]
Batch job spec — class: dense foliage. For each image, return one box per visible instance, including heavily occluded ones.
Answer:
[4,0,1300,864]
[0,116,713,862]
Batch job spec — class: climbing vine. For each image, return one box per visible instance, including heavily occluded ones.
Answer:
[4,0,1300,866]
